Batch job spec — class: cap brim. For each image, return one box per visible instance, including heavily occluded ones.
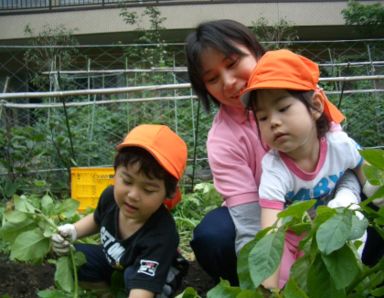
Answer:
[116,141,181,180]
[240,80,313,108]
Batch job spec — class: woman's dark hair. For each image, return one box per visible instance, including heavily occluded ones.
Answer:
[250,90,330,139]
[185,19,265,112]
[114,147,177,198]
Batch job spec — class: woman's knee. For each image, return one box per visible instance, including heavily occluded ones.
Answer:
[191,207,235,250]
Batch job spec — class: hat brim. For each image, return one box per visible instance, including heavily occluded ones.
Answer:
[240,81,313,108]
[116,142,179,180]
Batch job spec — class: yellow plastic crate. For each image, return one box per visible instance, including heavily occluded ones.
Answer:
[71,167,115,211]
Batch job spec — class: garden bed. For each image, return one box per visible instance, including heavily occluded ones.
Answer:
[0,253,214,298]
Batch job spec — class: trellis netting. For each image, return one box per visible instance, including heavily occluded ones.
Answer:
[0,39,383,196]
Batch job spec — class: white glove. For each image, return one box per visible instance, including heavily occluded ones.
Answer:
[328,188,360,209]
[51,224,77,255]
[328,188,364,220]
[363,181,383,208]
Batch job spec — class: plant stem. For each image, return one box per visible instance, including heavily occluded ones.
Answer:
[346,258,384,294]
[70,248,79,298]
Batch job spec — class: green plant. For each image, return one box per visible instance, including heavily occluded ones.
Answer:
[0,193,89,297]
[23,24,81,91]
[174,182,222,257]
[342,0,384,35]
[251,17,299,50]
[178,149,384,297]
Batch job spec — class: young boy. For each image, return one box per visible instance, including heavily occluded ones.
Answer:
[52,124,188,298]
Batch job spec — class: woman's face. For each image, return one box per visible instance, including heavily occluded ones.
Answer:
[200,44,257,108]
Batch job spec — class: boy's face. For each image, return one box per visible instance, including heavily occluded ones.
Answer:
[114,162,167,224]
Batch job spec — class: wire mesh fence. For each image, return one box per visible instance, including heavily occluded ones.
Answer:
[0,39,383,196]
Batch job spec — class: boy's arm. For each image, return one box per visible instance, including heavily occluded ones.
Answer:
[73,213,99,238]
[260,207,281,290]
[128,289,154,298]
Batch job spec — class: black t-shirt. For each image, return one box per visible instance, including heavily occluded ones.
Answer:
[94,185,179,293]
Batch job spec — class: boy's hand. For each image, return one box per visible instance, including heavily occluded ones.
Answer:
[51,224,77,255]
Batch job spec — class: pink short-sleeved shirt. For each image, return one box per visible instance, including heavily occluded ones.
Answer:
[207,105,266,208]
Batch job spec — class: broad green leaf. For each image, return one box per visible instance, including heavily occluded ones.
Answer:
[236,289,264,298]
[316,213,351,255]
[360,149,384,170]
[348,212,368,240]
[372,286,384,297]
[307,254,346,298]
[290,256,311,291]
[207,279,241,298]
[248,228,285,287]
[288,223,311,235]
[41,194,54,214]
[0,210,36,243]
[175,287,200,298]
[238,237,258,289]
[237,227,271,289]
[14,195,36,213]
[372,185,384,199]
[278,200,316,219]
[283,278,308,298]
[0,216,36,243]
[73,250,86,267]
[56,199,80,217]
[2,209,30,224]
[362,164,383,186]
[37,289,71,298]
[321,244,360,289]
[55,256,74,293]
[10,229,50,263]
[313,206,336,226]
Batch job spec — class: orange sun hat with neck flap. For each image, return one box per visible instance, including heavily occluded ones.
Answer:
[116,124,188,209]
[240,49,345,124]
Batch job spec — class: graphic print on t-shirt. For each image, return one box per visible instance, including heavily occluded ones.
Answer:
[138,259,159,276]
[100,226,125,268]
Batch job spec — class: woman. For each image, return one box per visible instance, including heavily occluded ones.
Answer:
[185,19,362,286]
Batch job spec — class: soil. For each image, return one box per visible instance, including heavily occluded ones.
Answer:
[0,254,215,298]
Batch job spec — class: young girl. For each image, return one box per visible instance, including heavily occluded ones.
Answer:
[185,19,362,286]
[240,49,373,289]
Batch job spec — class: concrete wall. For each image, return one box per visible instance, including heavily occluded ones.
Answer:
[0,1,381,44]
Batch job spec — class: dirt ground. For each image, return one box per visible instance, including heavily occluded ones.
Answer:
[0,253,215,298]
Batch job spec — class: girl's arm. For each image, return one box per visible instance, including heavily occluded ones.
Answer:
[260,207,281,289]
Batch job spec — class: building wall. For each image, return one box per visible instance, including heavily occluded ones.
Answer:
[0,1,382,44]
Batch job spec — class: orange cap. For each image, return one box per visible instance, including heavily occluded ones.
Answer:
[116,124,187,181]
[240,49,345,124]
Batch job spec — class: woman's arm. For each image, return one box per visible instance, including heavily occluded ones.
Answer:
[328,169,361,208]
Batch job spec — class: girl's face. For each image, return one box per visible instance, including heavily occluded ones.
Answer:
[200,44,257,108]
[114,163,166,224]
[253,89,322,159]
